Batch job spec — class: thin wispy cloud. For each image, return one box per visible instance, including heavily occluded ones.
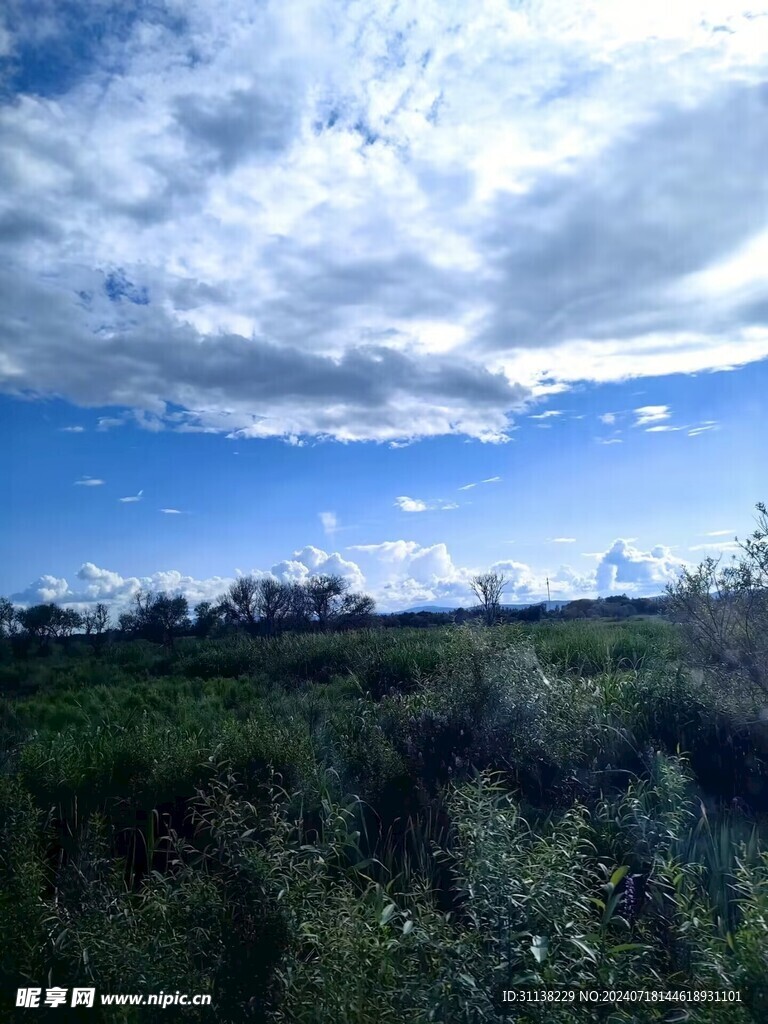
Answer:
[320,511,338,535]
[530,410,564,420]
[688,541,740,552]
[704,529,735,537]
[599,413,616,425]
[596,438,623,445]
[74,476,104,486]
[61,426,85,433]
[159,508,185,514]
[119,489,144,504]
[688,422,719,436]
[458,475,502,491]
[646,425,686,433]
[97,417,124,432]
[634,406,671,427]
[549,537,576,543]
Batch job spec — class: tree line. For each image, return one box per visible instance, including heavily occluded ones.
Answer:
[0,573,376,653]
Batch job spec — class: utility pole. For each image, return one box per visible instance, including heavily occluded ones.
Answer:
[546,577,551,607]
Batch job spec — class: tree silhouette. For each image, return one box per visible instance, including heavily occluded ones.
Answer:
[470,571,508,626]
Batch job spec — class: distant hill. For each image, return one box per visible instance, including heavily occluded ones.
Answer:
[401,601,571,614]
[401,605,458,613]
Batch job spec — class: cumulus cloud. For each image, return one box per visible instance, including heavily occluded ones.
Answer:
[599,413,616,425]
[2,3,768,442]
[11,545,367,612]
[394,496,429,513]
[595,539,685,593]
[11,527,689,614]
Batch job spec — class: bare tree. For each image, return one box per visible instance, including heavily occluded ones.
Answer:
[305,574,349,630]
[255,577,292,635]
[220,575,261,630]
[470,571,509,626]
[667,502,768,696]
[284,581,312,631]
[82,603,111,654]
[83,603,111,635]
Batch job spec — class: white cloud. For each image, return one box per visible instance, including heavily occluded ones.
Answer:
[633,405,670,427]
[596,437,623,444]
[119,489,144,503]
[394,496,429,513]
[549,537,576,543]
[395,495,460,512]
[645,424,686,432]
[599,413,616,425]
[74,476,104,486]
[319,511,338,535]
[12,524,692,614]
[688,541,740,552]
[2,3,768,441]
[458,475,501,491]
[97,417,125,432]
[159,508,185,514]
[704,529,735,537]
[595,539,685,593]
[530,410,564,419]
[688,421,719,436]
[61,425,85,433]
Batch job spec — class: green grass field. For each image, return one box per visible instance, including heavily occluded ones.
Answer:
[2,620,767,1022]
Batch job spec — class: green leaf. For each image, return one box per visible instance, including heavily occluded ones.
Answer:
[609,865,629,887]
[402,919,414,936]
[570,937,598,962]
[380,903,396,926]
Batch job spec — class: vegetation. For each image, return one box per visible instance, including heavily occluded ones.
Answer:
[1,513,768,1021]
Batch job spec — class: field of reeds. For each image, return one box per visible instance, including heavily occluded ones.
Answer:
[2,620,768,1022]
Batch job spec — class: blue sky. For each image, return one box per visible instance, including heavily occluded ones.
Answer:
[1,0,767,611]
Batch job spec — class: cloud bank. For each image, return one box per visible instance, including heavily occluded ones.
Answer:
[11,534,691,614]
[2,2,768,441]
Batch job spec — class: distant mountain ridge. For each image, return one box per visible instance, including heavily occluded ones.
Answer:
[401,601,571,613]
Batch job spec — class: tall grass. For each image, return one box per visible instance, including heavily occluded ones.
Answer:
[1,620,767,1022]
